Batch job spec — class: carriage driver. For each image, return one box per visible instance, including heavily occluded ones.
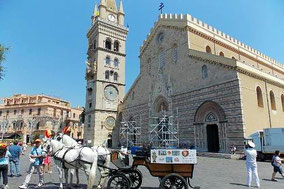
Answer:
[119,146,129,166]
[97,140,111,189]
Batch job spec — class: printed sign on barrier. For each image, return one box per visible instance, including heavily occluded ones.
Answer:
[150,149,197,164]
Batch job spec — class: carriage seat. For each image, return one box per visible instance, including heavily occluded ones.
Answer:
[134,149,150,157]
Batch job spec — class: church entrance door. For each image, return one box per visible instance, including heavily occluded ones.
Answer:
[206,124,219,152]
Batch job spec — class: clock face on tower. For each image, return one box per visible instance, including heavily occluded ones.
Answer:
[105,116,116,130]
[104,85,118,101]
[108,14,115,22]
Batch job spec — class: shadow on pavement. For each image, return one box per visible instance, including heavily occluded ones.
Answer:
[27,183,88,189]
[262,178,278,182]
[230,183,248,187]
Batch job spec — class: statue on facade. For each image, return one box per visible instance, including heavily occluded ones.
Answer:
[86,60,97,79]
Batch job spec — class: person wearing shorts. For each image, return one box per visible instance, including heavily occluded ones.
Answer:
[272,150,284,181]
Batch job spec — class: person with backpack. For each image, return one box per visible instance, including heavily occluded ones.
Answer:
[18,139,44,189]
[271,150,284,181]
[0,143,12,189]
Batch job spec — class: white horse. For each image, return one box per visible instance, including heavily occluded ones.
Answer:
[42,138,98,189]
[42,137,79,189]
[56,134,112,188]
[54,134,81,187]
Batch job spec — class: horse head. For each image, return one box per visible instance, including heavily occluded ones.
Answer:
[41,137,52,156]
[56,133,63,142]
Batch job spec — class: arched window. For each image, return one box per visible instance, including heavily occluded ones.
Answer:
[219,51,224,57]
[206,46,211,53]
[37,108,41,115]
[105,56,111,65]
[93,39,96,49]
[132,91,135,100]
[172,44,178,63]
[281,94,284,112]
[114,58,119,67]
[36,122,40,130]
[105,38,111,50]
[256,87,263,108]
[105,70,110,80]
[202,65,208,79]
[87,88,93,96]
[159,49,165,69]
[270,91,276,110]
[87,115,91,127]
[114,41,119,52]
[114,72,118,81]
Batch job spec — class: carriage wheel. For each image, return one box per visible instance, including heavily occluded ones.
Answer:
[160,173,189,189]
[107,173,131,189]
[123,169,143,189]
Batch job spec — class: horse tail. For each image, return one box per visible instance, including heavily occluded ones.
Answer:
[87,152,98,189]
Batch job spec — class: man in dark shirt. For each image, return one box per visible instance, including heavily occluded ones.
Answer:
[8,141,22,177]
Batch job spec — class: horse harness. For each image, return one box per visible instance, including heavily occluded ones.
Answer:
[52,146,88,170]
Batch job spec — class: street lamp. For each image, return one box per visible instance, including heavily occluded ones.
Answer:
[0,116,9,140]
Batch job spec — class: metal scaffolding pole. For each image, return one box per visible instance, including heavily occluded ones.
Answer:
[120,120,141,147]
[149,114,179,148]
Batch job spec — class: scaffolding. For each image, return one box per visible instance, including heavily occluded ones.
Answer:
[149,114,179,148]
[120,120,141,147]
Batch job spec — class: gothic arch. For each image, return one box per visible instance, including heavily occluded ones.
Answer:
[153,95,169,113]
[194,101,226,123]
[194,101,227,153]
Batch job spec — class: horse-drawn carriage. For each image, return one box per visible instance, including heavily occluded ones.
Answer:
[108,148,199,189]
[41,131,199,189]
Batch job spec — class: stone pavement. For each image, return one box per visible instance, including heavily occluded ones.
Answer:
[4,151,284,189]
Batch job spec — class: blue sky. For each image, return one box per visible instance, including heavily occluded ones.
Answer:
[0,0,283,107]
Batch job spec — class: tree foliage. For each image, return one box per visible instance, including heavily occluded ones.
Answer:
[0,44,8,80]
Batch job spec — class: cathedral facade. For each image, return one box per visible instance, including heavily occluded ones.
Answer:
[84,1,284,152]
[118,14,284,152]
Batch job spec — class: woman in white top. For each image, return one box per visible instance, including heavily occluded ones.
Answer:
[271,150,284,181]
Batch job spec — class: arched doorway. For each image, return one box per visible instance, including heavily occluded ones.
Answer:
[206,124,219,152]
[194,101,227,153]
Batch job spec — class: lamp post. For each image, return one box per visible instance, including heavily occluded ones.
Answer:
[1,116,9,140]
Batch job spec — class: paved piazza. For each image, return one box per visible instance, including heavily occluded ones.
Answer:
[7,151,284,189]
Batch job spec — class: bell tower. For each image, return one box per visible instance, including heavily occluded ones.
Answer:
[84,0,128,146]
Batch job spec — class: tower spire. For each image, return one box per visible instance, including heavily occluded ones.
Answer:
[118,0,124,14]
[92,0,98,19]
[100,0,106,6]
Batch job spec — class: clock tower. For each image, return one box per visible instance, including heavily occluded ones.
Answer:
[84,0,128,146]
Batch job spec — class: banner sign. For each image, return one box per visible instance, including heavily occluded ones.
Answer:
[150,149,197,164]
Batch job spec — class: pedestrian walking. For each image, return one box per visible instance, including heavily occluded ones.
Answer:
[0,143,11,189]
[245,141,260,188]
[22,143,27,155]
[8,140,22,177]
[43,154,52,174]
[271,150,284,181]
[231,145,237,154]
[18,139,44,189]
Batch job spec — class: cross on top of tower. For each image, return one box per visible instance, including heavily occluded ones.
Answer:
[159,2,164,14]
